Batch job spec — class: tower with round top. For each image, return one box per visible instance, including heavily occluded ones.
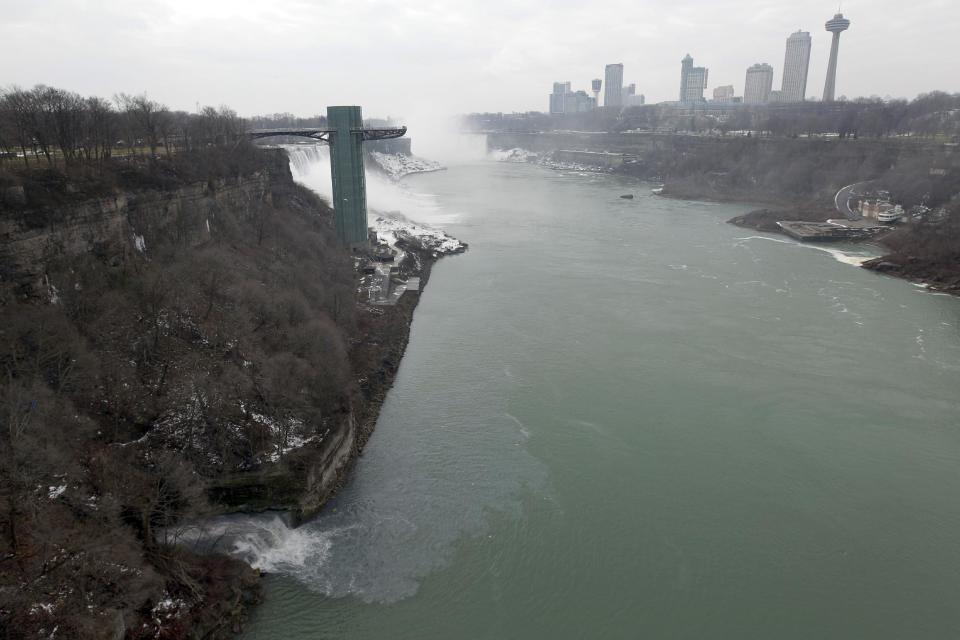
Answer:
[822,13,851,102]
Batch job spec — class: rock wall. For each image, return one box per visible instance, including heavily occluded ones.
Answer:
[208,411,357,525]
[0,172,275,297]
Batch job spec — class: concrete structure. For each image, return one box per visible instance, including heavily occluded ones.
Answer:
[744,63,774,104]
[778,220,887,242]
[247,106,406,247]
[550,82,596,114]
[822,13,851,102]
[679,55,708,103]
[604,64,624,108]
[624,94,646,107]
[591,78,602,103]
[713,85,735,103]
[781,30,812,103]
[553,149,634,169]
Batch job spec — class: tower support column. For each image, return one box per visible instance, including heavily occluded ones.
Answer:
[328,106,369,248]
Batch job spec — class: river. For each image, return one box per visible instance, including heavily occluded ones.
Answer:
[223,150,960,639]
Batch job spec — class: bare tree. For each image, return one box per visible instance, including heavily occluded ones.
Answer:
[115,92,168,155]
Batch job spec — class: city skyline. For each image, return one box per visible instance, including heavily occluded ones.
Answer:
[548,13,846,111]
[0,0,956,118]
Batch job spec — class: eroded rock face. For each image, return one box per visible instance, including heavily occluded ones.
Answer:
[0,174,272,297]
[208,412,357,524]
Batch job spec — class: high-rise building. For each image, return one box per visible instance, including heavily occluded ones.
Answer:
[549,82,570,115]
[679,54,708,103]
[679,55,692,102]
[604,64,624,108]
[822,13,851,102]
[591,78,602,103]
[713,85,735,103]
[744,63,774,104]
[781,30,812,103]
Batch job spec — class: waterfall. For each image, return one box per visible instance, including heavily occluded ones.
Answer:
[279,144,461,228]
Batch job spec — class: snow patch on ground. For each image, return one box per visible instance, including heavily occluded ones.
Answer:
[369,152,444,180]
[248,412,322,462]
[371,213,466,256]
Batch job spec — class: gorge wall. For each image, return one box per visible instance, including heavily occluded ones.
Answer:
[487,131,960,205]
[0,146,418,637]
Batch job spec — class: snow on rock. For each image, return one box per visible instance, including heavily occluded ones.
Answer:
[248,411,320,462]
[132,233,146,252]
[372,213,466,256]
[369,151,444,180]
[151,592,189,628]
[490,148,612,173]
[48,485,67,499]
[490,148,539,163]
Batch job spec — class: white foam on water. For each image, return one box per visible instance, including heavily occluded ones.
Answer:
[505,412,531,440]
[179,514,339,574]
[735,235,876,266]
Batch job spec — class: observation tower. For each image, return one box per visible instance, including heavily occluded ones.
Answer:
[822,13,851,102]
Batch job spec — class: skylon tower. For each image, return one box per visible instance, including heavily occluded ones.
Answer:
[822,13,851,102]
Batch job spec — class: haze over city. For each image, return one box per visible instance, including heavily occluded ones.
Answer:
[1,0,957,117]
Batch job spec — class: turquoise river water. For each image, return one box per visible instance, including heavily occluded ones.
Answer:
[220,153,960,639]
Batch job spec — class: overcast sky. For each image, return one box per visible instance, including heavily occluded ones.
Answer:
[2,0,957,120]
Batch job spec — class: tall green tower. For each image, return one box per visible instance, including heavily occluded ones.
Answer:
[247,108,406,248]
[327,106,369,247]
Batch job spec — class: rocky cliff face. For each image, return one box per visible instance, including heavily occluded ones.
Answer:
[1,172,273,297]
[0,149,366,637]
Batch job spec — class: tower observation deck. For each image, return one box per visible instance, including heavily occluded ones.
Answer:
[247,106,406,247]
[822,13,851,102]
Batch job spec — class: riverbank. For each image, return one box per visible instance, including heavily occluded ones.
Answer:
[861,210,960,294]
[201,172,466,633]
[727,204,960,295]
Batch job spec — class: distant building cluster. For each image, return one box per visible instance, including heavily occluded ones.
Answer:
[547,11,852,114]
[549,81,596,115]
[727,14,849,106]
[547,62,643,113]
[690,13,849,106]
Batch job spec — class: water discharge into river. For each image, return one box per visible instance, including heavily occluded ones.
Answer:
[212,145,960,639]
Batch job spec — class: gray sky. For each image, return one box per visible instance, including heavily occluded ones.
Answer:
[1,0,957,119]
